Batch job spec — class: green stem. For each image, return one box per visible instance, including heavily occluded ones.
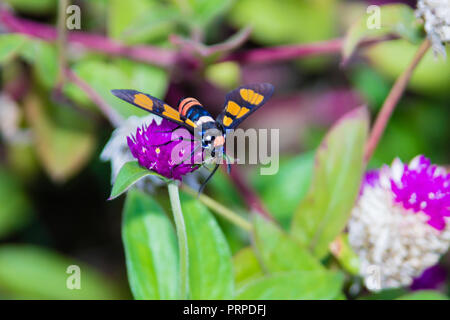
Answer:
[182,185,253,232]
[168,181,189,299]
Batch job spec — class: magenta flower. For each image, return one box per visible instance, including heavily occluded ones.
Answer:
[127,118,202,181]
[348,155,450,290]
[390,155,450,230]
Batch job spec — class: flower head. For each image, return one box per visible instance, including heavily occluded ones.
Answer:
[416,0,450,57]
[127,117,202,180]
[101,115,205,191]
[348,155,450,291]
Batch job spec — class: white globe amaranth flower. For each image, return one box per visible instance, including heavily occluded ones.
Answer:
[416,0,450,57]
[348,155,450,291]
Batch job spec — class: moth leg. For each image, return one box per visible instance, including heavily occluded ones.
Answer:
[152,125,183,133]
[170,143,203,178]
[147,136,198,148]
[198,164,220,195]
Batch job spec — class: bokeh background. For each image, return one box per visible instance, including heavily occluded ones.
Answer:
[0,0,448,299]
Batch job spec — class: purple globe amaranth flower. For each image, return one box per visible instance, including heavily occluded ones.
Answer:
[127,118,202,181]
[390,155,450,230]
[410,264,447,291]
[348,155,450,291]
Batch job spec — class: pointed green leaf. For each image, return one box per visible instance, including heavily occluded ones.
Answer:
[181,192,234,299]
[122,189,179,299]
[253,215,323,272]
[110,161,166,200]
[0,34,29,64]
[342,4,422,63]
[184,0,232,28]
[25,93,96,183]
[233,247,264,289]
[236,270,344,300]
[290,107,369,258]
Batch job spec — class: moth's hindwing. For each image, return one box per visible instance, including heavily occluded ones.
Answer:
[216,83,274,130]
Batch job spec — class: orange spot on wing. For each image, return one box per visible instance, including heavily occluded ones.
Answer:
[163,104,182,121]
[240,89,248,101]
[223,116,233,127]
[237,107,250,118]
[253,93,263,105]
[133,93,153,110]
[185,119,197,128]
[226,101,241,116]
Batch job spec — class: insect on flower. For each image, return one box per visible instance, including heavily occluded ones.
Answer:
[111,83,274,192]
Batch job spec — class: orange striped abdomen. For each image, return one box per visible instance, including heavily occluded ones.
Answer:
[178,97,201,117]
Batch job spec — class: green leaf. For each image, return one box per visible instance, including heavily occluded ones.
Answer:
[397,290,448,300]
[19,40,58,88]
[0,34,29,64]
[119,6,181,45]
[0,245,123,299]
[235,270,344,300]
[329,233,360,275]
[233,247,264,289]
[3,0,56,13]
[24,93,96,183]
[109,161,166,200]
[70,59,168,119]
[360,288,407,300]
[342,4,422,63]
[252,152,314,228]
[229,0,337,45]
[181,192,234,299]
[253,215,323,272]
[122,189,179,299]
[290,107,369,259]
[365,40,450,95]
[189,0,232,28]
[205,61,241,90]
[0,168,33,238]
[108,0,153,39]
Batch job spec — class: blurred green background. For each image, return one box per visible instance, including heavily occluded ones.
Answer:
[0,0,448,299]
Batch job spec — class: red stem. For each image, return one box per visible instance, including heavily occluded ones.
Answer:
[221,36,396,65]
[66,69,123,127]
[0,8,176,67]
[1,8,395,67]
[364,39,431,162]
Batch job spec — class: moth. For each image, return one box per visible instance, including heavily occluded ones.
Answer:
[111,83,274,192]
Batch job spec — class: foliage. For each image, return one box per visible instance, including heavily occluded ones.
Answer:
[0,0,448,301]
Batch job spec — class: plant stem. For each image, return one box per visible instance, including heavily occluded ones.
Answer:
[364,39,431,162]
[0,8,395,67]
[56,0,69,86]
[168,181,189,299]
[0,8,175,67]
[221,36,396,65]
[181,185,252,232]
[65,69,123,127]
